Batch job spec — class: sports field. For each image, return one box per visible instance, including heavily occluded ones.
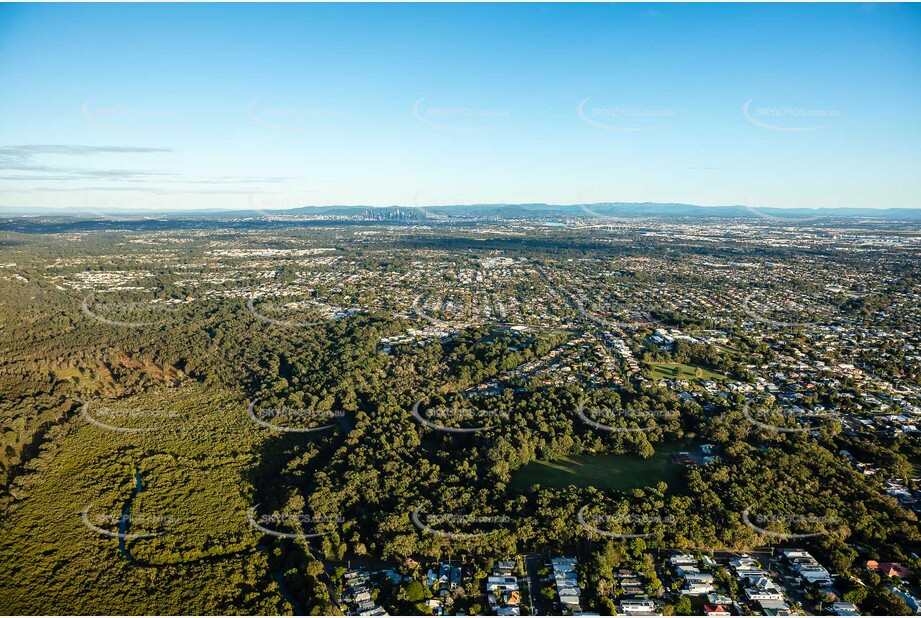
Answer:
[510,442,696,492]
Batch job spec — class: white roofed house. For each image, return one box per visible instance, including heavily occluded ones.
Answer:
[487,558,524,615]
[555,570,579,588]
[486,576,519,592]
[551,556,583,613]
[680,570,715,595]
[669,554,697,567]
[735,569,768,582]
[780,549,810,560]
[745,576,784,601]
[756,598,792,616]
[795,564,832,587]
[559,585,581,598]
[729,555,760,571]
[828,601,860,616]
[781,548,833,587]
[618,598,662,616]
[559,590,582,609]
[682,580,715,595]
[552,557,579,570]
[707,593,732,606]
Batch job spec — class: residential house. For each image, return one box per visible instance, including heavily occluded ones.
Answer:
[828,601,860,616]
[889,587,921,614]
[866,560,911,579]
[756,598,792,616]
[618,598,661,616]
[745,576,784,601]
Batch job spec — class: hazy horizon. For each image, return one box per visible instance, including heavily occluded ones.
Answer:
[3,200,921,217]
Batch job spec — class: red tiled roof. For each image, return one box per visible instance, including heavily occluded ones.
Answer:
[866,560,910,578]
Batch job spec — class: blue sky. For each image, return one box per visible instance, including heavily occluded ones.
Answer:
[0,2,919,212]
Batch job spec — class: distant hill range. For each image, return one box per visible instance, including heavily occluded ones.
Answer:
[2,202,921,221]
[287,203,921,221]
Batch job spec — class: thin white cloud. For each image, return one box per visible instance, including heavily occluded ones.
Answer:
[0,145,172,156]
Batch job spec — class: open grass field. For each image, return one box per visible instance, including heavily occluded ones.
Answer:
[509,441,697,493]
[712,342,741,358]
[645,362,727,382]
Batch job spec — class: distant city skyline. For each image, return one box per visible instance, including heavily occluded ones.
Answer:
[1,3,919,212]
